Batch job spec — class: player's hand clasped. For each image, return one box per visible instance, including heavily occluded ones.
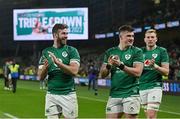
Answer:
[107,55,124,70]
[147,58,159,69]
[48,51,61,65]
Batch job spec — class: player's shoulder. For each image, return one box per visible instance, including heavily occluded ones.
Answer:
[131,46,142,50]
[157,46,167,51]
[66,45,77,50]
[65,45,79,53]
[130,46,143,53]
[106,46,118,52]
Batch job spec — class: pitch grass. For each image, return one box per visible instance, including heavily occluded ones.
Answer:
[0,79,180,118]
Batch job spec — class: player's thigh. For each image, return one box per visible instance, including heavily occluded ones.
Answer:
[139,90,148,105]
[148,88,162,103]
[106,97,123,114]
[45,92,78,118]
[45,93,62,116]
[123,96,141,114]
[58,92,78,118]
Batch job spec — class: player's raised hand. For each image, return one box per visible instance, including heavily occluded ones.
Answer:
[111,55,121,67]
[108,55,114,65]
[48,51,59,64]
[149,58,155,67]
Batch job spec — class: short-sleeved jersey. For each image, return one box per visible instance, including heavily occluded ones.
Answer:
[103,46,144,98]
[139,46,169,90]
[39,45,80,95]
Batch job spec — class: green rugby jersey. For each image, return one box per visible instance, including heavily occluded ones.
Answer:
[39,45,80,95]
[139,46,169,90]
[103,46,143,98]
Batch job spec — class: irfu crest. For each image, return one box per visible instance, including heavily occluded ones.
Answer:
[62,51,68,57]
[125,54,131,60]
[152,53,158,59]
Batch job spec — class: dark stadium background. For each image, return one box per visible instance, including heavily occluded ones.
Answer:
[0,0,180,60]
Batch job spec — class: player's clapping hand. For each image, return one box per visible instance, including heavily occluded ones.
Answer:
[48,51,60,64]
[149,58,155,67]
[108,55,114,65]
[112,55,121,66]
[108,55,121,67]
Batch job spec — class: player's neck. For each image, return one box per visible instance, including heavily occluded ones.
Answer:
[118,44,129,50]
[146,45,157,50]
[53,43,60,48]
[53,41,64,48]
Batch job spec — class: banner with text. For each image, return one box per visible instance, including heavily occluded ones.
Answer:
[13,8,88,41]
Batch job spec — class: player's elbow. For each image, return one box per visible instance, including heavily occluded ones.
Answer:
[132,64,143,77]
[71,69,79,76]
[163,69,169,76]
[134,73,141,77]
[101,74,106,79]
[100,71,108,79]
[134,70,143,77]
[71,72,78,76]
[38,74,46,81]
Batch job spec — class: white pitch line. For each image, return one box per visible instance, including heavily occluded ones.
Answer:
[159,110,180,115]
[78,96,180,116]
[78,96,107,103]
[3,113,19,119]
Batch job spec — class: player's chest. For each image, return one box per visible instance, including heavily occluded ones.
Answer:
[48,50,70,64]
[112,50,134,66]
[143,51,160,61]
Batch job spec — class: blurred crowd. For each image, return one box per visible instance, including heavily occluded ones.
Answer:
[168,46,180,80]
[113,0,180,31]
[132,1,180,27]
[78,53,103,78]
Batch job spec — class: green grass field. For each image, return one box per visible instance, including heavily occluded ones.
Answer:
[0,79,180,118]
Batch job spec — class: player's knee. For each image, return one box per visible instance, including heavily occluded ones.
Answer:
[147,110,157,119]
[147,103,159,118]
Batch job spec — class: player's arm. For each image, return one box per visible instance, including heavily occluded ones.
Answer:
[122,62,143,77]
[111,55,143,77]
[48,51,80,76]
[56,61,80,76]
[154,63,169,76]
[100,63,111,78]
[38,59,48,80]
[100,55,114,78]
[150,49,169,76]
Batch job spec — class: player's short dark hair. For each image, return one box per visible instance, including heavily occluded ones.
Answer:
[52,23,68,34]
[118,25,134,34]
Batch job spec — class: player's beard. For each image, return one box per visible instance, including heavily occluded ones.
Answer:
[60,38,67,46]
[56,35,67,46]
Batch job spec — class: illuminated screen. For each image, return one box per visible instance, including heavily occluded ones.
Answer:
[13,8,88,41]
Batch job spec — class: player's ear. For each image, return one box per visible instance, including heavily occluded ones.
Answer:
[53,33,58,38]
